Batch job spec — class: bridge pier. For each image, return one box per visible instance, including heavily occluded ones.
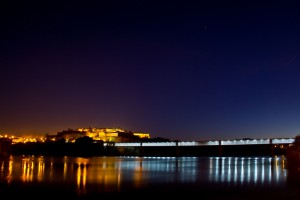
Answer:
[270,139,274,156]
[176,141,180,157]
[139,142,144,157]
[218,140,223,156]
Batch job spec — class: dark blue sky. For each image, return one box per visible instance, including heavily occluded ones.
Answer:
[1,0,300,141]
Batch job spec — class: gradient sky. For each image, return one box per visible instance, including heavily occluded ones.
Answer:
[1,1,300,141]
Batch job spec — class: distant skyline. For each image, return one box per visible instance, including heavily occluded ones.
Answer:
[1,1,300,141]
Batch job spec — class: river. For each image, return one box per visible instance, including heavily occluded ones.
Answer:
[1,155,300,199]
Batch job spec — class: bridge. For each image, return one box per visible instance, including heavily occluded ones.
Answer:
[103,137,295,157]
[106,137,295,147]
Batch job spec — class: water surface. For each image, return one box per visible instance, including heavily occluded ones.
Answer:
[1,155,300,199]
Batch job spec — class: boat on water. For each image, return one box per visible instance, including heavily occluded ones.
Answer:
[286,135,300,169]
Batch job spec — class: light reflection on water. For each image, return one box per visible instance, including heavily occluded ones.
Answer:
[0,155,293,193]
[208,156,287,186]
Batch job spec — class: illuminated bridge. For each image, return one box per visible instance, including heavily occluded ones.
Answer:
[104,138,295,157]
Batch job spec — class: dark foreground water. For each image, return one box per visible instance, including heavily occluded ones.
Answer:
[1,155,300,199]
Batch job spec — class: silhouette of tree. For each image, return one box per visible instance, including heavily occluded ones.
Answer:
[56,138,66,144]
[75,136,93,145]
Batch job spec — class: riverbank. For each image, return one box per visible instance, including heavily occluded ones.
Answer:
[9,142,288,157]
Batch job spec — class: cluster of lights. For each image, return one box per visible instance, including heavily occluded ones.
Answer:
[0,134,46,144]
[1,127,151,145]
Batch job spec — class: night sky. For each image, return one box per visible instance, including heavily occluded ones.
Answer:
[1,0,300,141]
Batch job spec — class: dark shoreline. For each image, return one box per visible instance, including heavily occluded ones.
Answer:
[8,142,287,157]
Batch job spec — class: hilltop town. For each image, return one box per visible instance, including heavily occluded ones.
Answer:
[0,127,171,157]
[1,127,154,144]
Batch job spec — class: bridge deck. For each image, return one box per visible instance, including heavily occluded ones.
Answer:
[107,138,295,147]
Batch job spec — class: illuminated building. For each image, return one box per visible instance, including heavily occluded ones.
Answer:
[133,132,150,139]
[77,127,150,142]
